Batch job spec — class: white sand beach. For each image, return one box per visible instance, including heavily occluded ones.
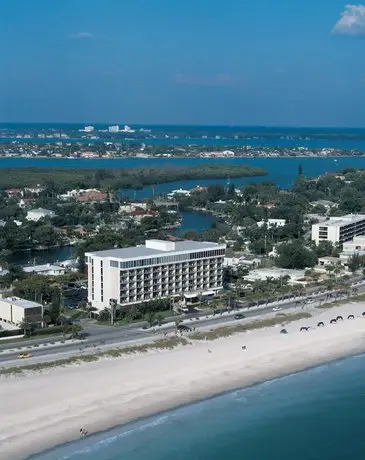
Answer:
[1,302,365,459]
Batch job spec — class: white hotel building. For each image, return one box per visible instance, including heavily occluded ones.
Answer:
[86,239,226,311]
[311,214,365,246]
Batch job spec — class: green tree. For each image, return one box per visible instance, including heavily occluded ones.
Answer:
[181,230,199,241]
[277,242,317,269]
[250,238,272,255]
[146,310,156,327]
[49,289,62,324]
[202,227,221,242]
[33,225,61,248]
[20,319,36,337]
[127,305,142,322]
[347,254,363,274]
[227,183,236,198]
[98,308,111,322]
[315,241,336,258]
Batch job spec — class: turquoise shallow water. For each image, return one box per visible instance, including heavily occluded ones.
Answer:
[32,354,365,460]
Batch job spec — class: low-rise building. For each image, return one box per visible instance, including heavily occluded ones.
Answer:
[311,214,365,245]
[342,235,365,253]
[310,200,338,210]
[167,189,191,199]
[317,256,344,268]
[5,188,23,197]
[77,190,107,203]
[0,296,43,327]
[26,208,56,222]
[25,186,44,195]
[23,263,66,276]
[224,256,261,268]
[340,235,365,264]
[119,202,148,213]
[257,219,286,228]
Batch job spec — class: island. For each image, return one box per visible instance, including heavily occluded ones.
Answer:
[0,164,267,190]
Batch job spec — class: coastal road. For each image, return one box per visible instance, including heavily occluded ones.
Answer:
[2,283,365,366]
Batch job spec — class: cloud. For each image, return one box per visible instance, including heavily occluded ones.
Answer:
[68,32,94,39]
[332,4,365,36]
[174,74,239,87]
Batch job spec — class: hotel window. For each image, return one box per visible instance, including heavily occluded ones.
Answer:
[110,260,119,268]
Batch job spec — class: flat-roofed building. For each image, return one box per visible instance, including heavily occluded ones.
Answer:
[257,218,286,228]
[0,296,43,327]
[26,208,56,222]
[86,239,226,311]
[311,214,365,246]
[339,235,365,264]
[342,235,365,253]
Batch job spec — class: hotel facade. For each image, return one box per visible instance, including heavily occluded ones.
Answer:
[86,239,226,311]
[311,214,365,246]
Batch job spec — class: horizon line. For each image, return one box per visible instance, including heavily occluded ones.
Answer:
[0,122,364,130]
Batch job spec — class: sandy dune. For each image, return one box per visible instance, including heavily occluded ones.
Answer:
[1,302,365,459]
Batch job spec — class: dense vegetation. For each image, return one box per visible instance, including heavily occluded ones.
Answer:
[0,165,266,191]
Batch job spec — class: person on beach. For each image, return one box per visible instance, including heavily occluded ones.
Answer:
[80,428,88,437]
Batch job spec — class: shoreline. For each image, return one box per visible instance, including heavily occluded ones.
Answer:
[0,154,363,160]
[28,348,365,460]
[2,301,365,459]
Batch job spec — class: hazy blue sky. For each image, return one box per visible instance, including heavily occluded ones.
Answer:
[0,0,363,126]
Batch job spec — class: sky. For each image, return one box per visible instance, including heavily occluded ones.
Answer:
[0,0,364,126]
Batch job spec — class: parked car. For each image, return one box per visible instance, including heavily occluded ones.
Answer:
[273,307,282,312]
[234,313,245,320]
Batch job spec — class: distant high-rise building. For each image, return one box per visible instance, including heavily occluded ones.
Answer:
[121,125,135,133]
[108,125,119,133]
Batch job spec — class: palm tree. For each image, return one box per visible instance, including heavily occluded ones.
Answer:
[325,265,335,278]
[146,311,156,328]
[225,291,235,310]
[20,319,36,338]
[333,264,344,281]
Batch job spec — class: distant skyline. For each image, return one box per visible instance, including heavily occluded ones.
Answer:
[0,1,363,126]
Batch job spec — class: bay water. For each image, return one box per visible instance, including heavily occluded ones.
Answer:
[0,156,364,197]
[9,211,215,266]
[31,353,365,460]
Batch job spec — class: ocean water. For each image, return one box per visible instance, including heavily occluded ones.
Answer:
[32,354,365,460]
